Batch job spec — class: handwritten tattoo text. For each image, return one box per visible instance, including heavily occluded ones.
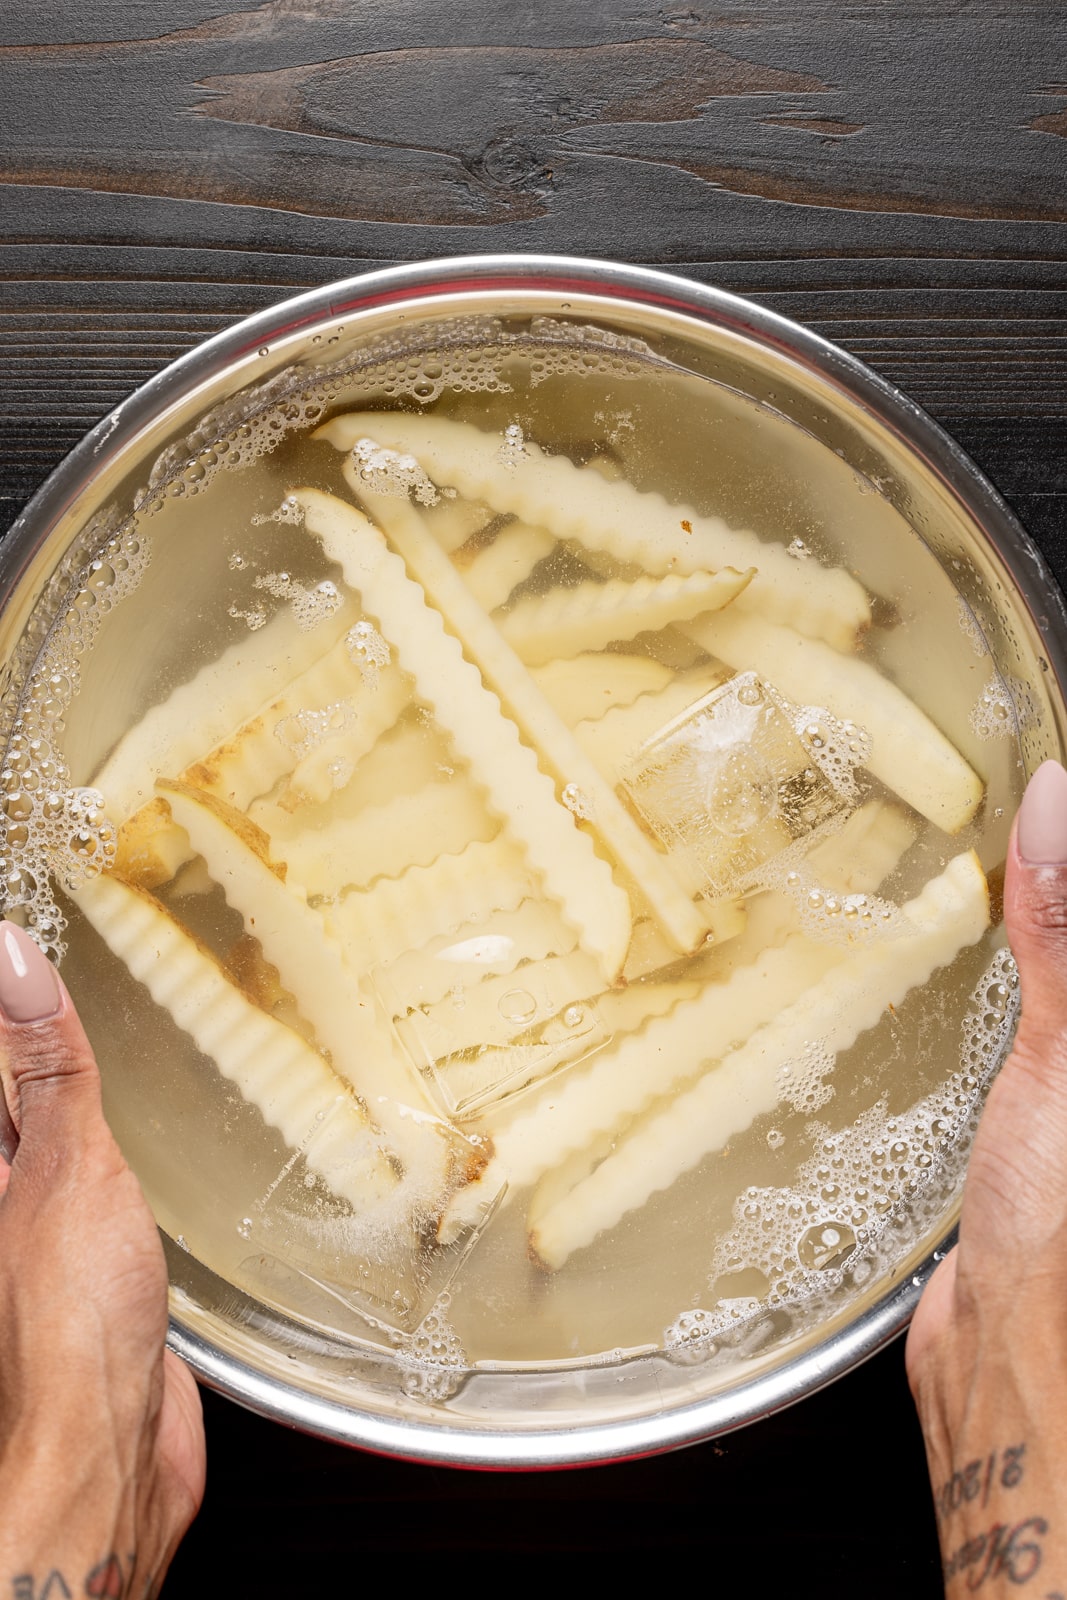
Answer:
[943,1516,1048,1588]
[936,1443,1027,1523]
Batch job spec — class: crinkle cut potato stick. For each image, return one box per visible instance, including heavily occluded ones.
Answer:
[573,667,727,778]
[279,668,411,810]
[682,610,983,834]
[262,715,456,835]
[498,569,753,666]
[530,653,672,725]
[379,898,578,1014]
[179,634,408,810]
[314,413,871,650]
[292,486,633,981]
[157,780,459,1194]
[324,835,535,972]
[112,622,408,887]
[279,777,497,898]
[439,797,917,1243]
[71,873,397,1210]
[91,597,356,823]
[341,478,711,961]
[529,851,991,1270]
[459,520,556,612]
[490,935,846,1196]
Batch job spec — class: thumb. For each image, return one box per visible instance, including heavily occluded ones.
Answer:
[0,920,105,1170]
[1003,759,1067,1096]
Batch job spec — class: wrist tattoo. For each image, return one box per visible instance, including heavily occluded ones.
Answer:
[936,1443,1028,1523]
[13,1579,71,1600]
[942,1516,1049,1588]
[10,1553,138,1600]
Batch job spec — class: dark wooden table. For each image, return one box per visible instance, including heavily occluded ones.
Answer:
[2,4,1065,1593]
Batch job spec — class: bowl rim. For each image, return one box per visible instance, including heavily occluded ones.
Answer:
[4,253,1061,1467]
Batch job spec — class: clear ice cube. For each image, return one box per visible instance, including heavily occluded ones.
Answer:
[376,947,610,1117]
[621,671,855,899]
[239,1095,503,1335]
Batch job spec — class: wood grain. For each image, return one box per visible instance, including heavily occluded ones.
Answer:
[0,4,1064,1590]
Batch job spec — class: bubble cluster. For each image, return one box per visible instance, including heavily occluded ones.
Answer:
[775,1040,835,1114]
[274,699,357,761]
[253,572,343,633]
[971,676,1016,739]
[350,438,441,506]
[561,783,595,821]
[227,602,268,632]
[794,707,871,799]
[496,423,528,469]
[346,620,391,687]
[391,1293,468,1402]
[0,514,149,958]
[784,869,902,947]
[527,316,661,386]
[662,943,1018,1364]
[787,538,812,560]
[250,495,305,527]
[960,945,1018,1079]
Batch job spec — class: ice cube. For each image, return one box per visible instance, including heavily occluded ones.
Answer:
[621,671,855,899]
[238,1096,502,1335]
[379,949,611,1116]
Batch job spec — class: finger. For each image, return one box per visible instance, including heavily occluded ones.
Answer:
[0,1072,15,1166]
[0,920,106,1165]
[1002,761,1067,1091]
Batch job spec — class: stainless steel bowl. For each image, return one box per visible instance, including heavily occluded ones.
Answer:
[3,255,1065,1468]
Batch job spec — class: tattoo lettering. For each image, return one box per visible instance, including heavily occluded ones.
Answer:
[942,1516,1048,1588]
[936,1444,1028,1522]
[8,1555,134,1600]
[11,1576,72,1600]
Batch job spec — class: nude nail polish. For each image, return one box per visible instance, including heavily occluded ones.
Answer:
[1017,760,1067,864]
[0,921,61,1023]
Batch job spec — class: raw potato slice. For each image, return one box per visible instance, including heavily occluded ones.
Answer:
[315,413,871,649]
[529,850,990,1268]
[349,481,710,960]
[280,777,496,896]
[157,780,452,1188]
[682,609,984,833]
[460,521,555,611]
[324,835,535,971]
[71,873,397,1209]
[91,599,355,822]
[293,486,633,980]
[498,569,753,666]
[530,653,672,724]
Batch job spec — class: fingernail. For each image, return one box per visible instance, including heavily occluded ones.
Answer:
[1017,760,1067,864]
[0,922,61,1023]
